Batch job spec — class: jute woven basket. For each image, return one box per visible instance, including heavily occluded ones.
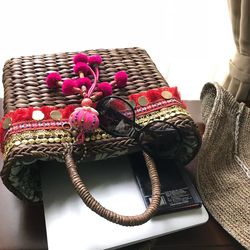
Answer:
[0,47,200,226]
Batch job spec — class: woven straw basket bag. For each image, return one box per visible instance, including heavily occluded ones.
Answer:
[0,47,200,226]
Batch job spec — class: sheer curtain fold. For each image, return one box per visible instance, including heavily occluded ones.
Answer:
[223,0,250,103]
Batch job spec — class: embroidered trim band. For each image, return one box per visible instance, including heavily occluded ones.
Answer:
[1,86,186,152]
[4,130,75,159]
[3,106,188,158]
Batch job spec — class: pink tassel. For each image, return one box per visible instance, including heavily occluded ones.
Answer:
[114,71,128,88]
[97,82,113,96]
[75,77,92,90]
[62,79,75,95]
[88,55,102,66]
[46,72,62,88]
[74,62,90,75]
[73,53,89,64]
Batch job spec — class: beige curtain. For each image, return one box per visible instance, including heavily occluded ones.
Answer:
[223,0,250,104]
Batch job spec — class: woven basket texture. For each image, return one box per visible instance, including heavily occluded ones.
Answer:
[1,47,200,202]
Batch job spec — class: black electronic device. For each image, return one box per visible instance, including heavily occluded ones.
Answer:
[129,152,202,215]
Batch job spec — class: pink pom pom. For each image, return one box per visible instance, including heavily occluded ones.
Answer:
[97,82,113,96]
[73,53,88,64]
[74,62,90,75]
[75,77,92,90]
[114,71,128,88]
[62,79,75,95]
[88,55,102,66]
[46,72,61,88]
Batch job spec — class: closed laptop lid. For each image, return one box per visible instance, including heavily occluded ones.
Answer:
[41,156,208,250]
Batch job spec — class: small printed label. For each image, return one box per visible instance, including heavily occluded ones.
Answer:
[147,187,195,209]
[165,187,194,207]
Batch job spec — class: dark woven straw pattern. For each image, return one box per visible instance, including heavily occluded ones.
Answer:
[1,48,200,226]
[3,47,166,112]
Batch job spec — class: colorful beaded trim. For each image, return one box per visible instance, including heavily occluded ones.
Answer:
[3,106,188,159]
[0,86,186,153]
[128,86,186,110]
[4,130,75,159]
[0,105,76,146]
[137,105,189,126]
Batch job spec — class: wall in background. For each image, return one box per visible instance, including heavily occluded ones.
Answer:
[0,0,235,100]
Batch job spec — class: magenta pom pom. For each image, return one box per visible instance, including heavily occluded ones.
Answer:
[73,53,88,64]
[98,82,113,96]
[75,77,92,90]
[88,55,102,66]
[73,62,90,75]
[115,71,128,88]
[62,79,75,95]
[46,72,61,88]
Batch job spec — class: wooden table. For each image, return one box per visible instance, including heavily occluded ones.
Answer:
[0,101,246,250]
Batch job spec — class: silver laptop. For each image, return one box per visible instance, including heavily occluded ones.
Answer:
[41,156,208,250]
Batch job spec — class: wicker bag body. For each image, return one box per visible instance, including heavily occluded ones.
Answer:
[0,47,200,226]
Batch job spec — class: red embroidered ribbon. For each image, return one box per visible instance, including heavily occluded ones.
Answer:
[0,86,186,146]
[0,105,77,145]
[128,86,186,108]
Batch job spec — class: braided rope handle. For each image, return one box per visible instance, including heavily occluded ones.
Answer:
[64,144,161,226]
